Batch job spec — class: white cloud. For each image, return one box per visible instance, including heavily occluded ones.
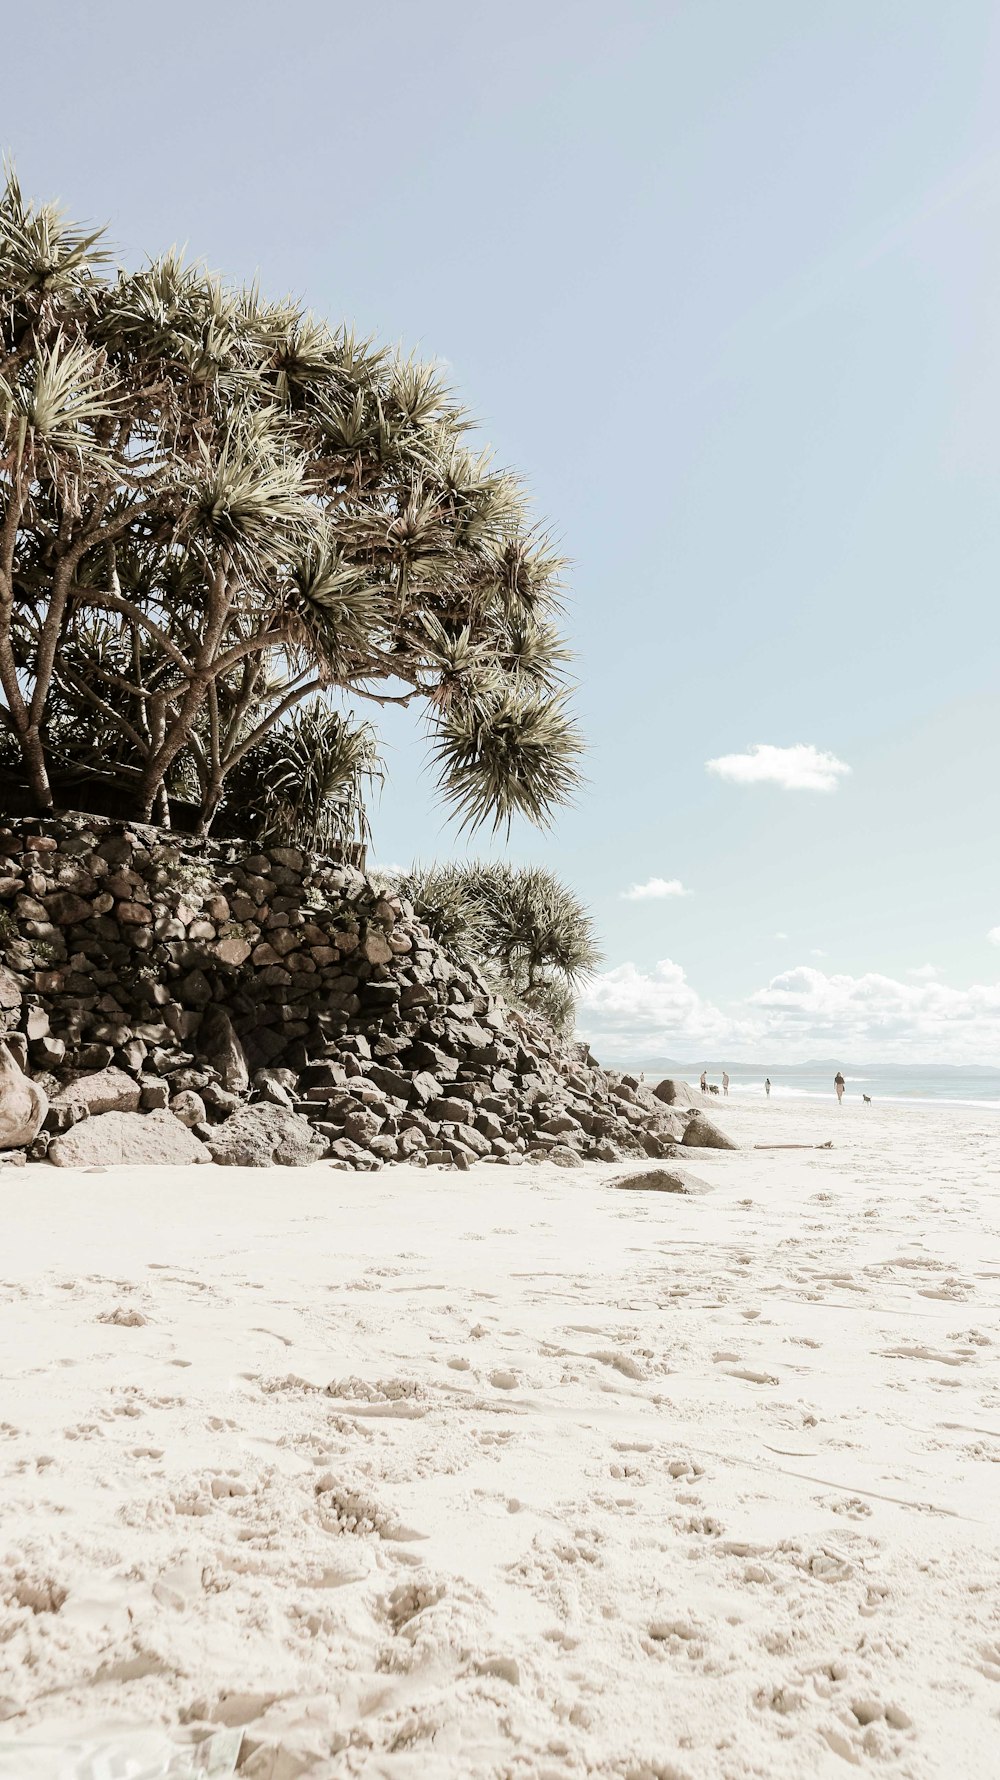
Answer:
[706,743,851,793]
[989,927,1000,947]
[577,957,1000,1064]
[908,964,939,980]
[578,959,746,1055]
[620,878,692,902]
[774,931,788,940]
[810,948,827,958]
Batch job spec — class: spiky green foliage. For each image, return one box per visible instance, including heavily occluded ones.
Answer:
[391,862,489,957]
[221,703,381,854]
[0,168,583,838]
[395,860,601,1035]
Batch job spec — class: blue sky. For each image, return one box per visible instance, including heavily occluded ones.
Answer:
[6,0,1000,1061]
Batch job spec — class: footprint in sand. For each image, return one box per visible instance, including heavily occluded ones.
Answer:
[589,1350,645,1381]
[881,1343,975,1367]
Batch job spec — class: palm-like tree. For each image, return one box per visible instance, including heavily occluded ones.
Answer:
[0,170,583,836]
[396,860,601,1034]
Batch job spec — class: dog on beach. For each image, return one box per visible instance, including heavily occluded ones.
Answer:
[708,1083,720,1095]
[862,1094,871,1105]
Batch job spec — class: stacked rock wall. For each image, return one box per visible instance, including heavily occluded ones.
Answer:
[0,814,690,1168]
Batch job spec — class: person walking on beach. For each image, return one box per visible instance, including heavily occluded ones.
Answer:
[700,1070,707,1094]
[722,1070,729,1096]
[764,1077,771,1098]
[834,1071,845,1105]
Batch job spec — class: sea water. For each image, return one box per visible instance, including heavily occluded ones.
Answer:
[631,1061,1000,1109]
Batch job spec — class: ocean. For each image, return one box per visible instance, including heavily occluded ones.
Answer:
[628,1060,1000,1110]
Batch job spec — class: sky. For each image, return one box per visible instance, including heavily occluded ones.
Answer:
[5,0,1000,1064]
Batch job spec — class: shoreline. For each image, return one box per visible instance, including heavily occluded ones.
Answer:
[1,1095,998,1777]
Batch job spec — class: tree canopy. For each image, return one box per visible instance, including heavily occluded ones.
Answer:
[0,169,583,839]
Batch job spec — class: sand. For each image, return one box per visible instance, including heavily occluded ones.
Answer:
[0,1093,998,1778]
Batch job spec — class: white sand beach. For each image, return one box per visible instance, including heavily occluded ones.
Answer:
[1,1094,999,1778]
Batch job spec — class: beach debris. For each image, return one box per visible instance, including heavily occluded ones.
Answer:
[48,1109,209,1167]
[0,1040,47,1150]
[681,1112,740,1151]
[753,1141,835,1151]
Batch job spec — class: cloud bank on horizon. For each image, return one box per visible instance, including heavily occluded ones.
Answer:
[706,742,851,792]
[577,957,1000,1064]
[620,878,692,900]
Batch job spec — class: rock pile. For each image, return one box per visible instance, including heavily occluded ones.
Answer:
[0,816,733,1169]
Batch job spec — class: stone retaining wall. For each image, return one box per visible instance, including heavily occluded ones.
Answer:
[0,814,688,1168]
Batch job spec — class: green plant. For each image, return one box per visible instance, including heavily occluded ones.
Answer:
[396,860,601,1035]
[0,169,583,839]
[220,702,380,855]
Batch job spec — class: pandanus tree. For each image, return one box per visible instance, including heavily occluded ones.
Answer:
[0,170,583,840]
[395,860,601,1033]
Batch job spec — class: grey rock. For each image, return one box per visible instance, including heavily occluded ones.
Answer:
[30,1034,66,1068]
[0,967,22,1011]
[612,1166,709,1194]
[198,1004,249,1093]
[525,1143,583,1167]
[0,1042,48,1149]
[433,1097,472,1124]
[52,1067,140,1117]
[329,1137,381,1170]
[538,1113,581,1136]
[343,1106,384,1145]
[444,1121,492,1158]
[2,1032,28,1072]
[208,1103,325,1167]
[653,1078,700,1109]
[171,1089,207,1128]
[48,1109,207,1167]
[680,1112,739,1151]
[365,1064,413,1103]
[201,1082,241,1117]
[74,1043,115,1072]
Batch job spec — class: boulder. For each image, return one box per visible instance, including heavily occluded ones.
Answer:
[612,1166,709,1194]
[653,1078,699,1109]
[170,1089,207,1128]
[652,1112,688,1144]
[208,1103,326,1167]
[197,1005,249,1094]
[525,1143,583,1167]
[680,1112,739,1151]
[0,1042,47,1149]
[51,1066,140,1117]
[0,967,22,1012]
[48,1109,207,1167]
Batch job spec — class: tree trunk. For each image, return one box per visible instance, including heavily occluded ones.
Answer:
[17,721,55,813]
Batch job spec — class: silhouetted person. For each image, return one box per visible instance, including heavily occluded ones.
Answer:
[722,1071,729,1096]
[700,1070,707,1094]
[765,1077,771,1097]
[834,1071,845,1105]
